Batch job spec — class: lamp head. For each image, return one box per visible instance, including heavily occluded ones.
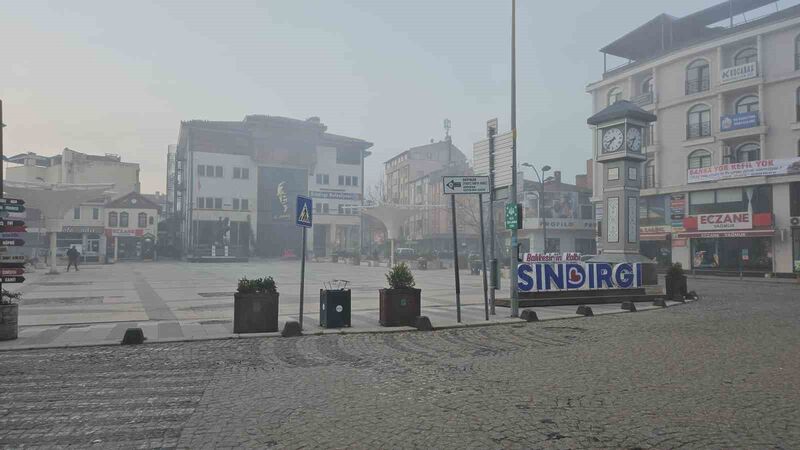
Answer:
[542,165,552,172]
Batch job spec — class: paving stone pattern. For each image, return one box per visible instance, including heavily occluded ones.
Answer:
[1,278,798,448]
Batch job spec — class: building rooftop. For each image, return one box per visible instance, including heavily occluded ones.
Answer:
[600,0,800,77]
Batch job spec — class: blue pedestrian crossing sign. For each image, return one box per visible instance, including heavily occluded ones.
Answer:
[296,195,313,228]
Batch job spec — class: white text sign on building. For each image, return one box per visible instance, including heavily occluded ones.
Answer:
[688,157,800,183]
[720,61,758,84]
[697,212,751,231]
[442,176,490,195]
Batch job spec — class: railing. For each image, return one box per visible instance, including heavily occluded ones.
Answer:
[631,91,654,107]
[686,121,711,139]
[685,78,710,95]
[193,244,247,257]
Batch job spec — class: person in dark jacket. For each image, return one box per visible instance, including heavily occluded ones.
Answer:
[66,246,80,272]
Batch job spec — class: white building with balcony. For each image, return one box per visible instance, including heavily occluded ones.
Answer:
[587,0,800,275]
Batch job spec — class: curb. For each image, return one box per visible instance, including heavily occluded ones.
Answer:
[0,299,694,352]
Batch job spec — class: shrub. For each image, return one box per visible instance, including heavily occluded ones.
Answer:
[666,263,684,278]
[1,289,21,305]
[237,276,277,294]
[385,263,415,289]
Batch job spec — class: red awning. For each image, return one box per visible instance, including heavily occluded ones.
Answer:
[676,229,775,239]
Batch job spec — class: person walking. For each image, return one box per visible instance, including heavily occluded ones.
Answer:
[66,246,80,272]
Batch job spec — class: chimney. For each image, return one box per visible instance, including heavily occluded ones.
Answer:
[554,171,562,184]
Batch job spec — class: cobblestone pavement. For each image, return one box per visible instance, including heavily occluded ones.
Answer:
[1,278,798,449]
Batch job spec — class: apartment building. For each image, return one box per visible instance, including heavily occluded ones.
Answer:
[172,115,372,258]
[587,0,800,275]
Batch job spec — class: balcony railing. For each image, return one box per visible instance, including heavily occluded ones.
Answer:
[686,78,710,95]
[631,91,654,107]
[686,121,711,139]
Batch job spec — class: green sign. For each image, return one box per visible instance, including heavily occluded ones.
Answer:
[505,203,522,230]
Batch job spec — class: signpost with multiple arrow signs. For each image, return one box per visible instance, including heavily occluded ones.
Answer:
[0,198,27,296]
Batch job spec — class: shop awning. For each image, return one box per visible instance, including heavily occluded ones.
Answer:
[676,229,775,239]
[640,232,670,241]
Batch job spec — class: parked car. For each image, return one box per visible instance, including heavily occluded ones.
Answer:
[395,248,416,260]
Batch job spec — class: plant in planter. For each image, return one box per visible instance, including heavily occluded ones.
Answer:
[379,263,421,327]
[664,263,688,301]
[234,276,279,333]
[0,289,21,341]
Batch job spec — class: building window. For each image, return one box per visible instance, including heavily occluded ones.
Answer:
[689,186,770,215]
[644,161,655,189]
[642,77,653,94]
[795,35,800,70]
[338,175,345,185]
[120,212,129,228]
[736,143,760,162]
[233,198,240,210]
[686,59,710,94]
[545,238,560,253]
[138,213,147,228]
[733,47,757,66]
[215,166,223,178]
[241,199,249,210]
[336,148,361,165]
[688,149,712,169]
[607,87,622,105]
[316,173,330,185]
[108,212,118,227]
[345,176,352,186]
[206,165,214,177]
[233,167,241,179]
[214,198,222,209]
[687,104,711,138]
[92,208,99,220]
[198,165,205,176]
[796,87,800,122]
[242,168,249,179]
[73,207,80,220]
[149,216,154,225]
[735,95,759,114]
[791,182,800,216]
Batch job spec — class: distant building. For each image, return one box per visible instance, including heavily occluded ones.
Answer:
[171,115,372,258]
[6,148,142,263]
[587,0,800,273]
[104,192,160,261]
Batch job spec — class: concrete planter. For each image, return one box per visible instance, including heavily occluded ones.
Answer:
[234,292,279,333]
[0,303,19,341]
[379,288,421,327]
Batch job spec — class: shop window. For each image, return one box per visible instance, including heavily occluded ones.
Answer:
[686,59,710,94]
[749,185,772,214]
[545,238,561,253]
[688,149,712,169]
[120,212,129,228]
[138,213,147,228]
[791,182,800,216]
[687,104,711,138]
[733,47,757,66]
[689,188,755,215]
[736,143,760,162]
[607,87,622,105]
[735,95,759,114]
[639,195,667,226]
[108,212,118,227]
[644,160,655,188]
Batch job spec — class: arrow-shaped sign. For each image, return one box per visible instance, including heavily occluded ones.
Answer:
[0,276,25,283]
[0,226,27,233]
[0,255,26,262]
[0,204,25,213]
[0,198,25,205]
[0,239,25,247]
[0,219,25,227]
[0,268,24,276]
[0,262,26,269]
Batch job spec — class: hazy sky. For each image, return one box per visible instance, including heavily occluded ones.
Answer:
[1,0,789,193]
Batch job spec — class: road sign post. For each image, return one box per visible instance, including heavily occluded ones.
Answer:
[443,176,490,323]
[478,193,489,321]
[295,195,313,330]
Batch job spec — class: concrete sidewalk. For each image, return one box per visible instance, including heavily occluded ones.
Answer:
[0,299,690,351]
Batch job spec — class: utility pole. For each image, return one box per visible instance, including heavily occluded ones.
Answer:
[509,0,519,317]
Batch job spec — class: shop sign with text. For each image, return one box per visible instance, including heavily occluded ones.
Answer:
[720,61,757,84]
[720,112,759,132]
[697,212,751,231]
[517,262,643,292]
[688,157,800,183]
[521,252,581,263]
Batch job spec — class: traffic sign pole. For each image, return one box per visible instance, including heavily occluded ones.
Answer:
[295,195,313,331]
[299,226,306,330]
[478,193,489,321]
[450,195,462,323]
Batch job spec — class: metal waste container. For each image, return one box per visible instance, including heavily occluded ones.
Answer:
[320,280,351,328]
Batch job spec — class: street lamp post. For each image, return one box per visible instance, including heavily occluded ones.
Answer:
[522,163,551,252]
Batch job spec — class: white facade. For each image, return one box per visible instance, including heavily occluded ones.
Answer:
[588,7,800,274]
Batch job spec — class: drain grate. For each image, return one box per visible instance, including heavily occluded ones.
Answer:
[197,292,234,298]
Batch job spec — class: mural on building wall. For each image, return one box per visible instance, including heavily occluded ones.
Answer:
[257,166,308,257]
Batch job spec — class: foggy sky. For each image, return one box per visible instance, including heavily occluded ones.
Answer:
[1,0,789,194]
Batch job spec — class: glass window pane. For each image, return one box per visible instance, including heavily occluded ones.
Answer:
[690,191,715,205]
[716,188,743,203]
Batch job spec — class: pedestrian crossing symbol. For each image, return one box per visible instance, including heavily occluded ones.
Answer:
[296,195,313,228]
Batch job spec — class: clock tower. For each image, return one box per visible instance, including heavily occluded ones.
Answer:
[587,100,656,262]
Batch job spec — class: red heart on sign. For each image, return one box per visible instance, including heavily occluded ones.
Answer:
[569,269,581,282]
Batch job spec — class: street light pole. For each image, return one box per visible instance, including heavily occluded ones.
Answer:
[522,163,551,253]
[509,0,519,318]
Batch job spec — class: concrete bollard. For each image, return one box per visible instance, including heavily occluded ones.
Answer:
[281,321,303,337]
[653,298,667,307]
[621,301,636,312]
[121,328,145,345]
[520,310,539,322]
[414,316,434,331]
[576,305,593,316]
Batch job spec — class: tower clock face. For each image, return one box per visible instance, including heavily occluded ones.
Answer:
[602,127,624,152]
[627,127,642,152]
